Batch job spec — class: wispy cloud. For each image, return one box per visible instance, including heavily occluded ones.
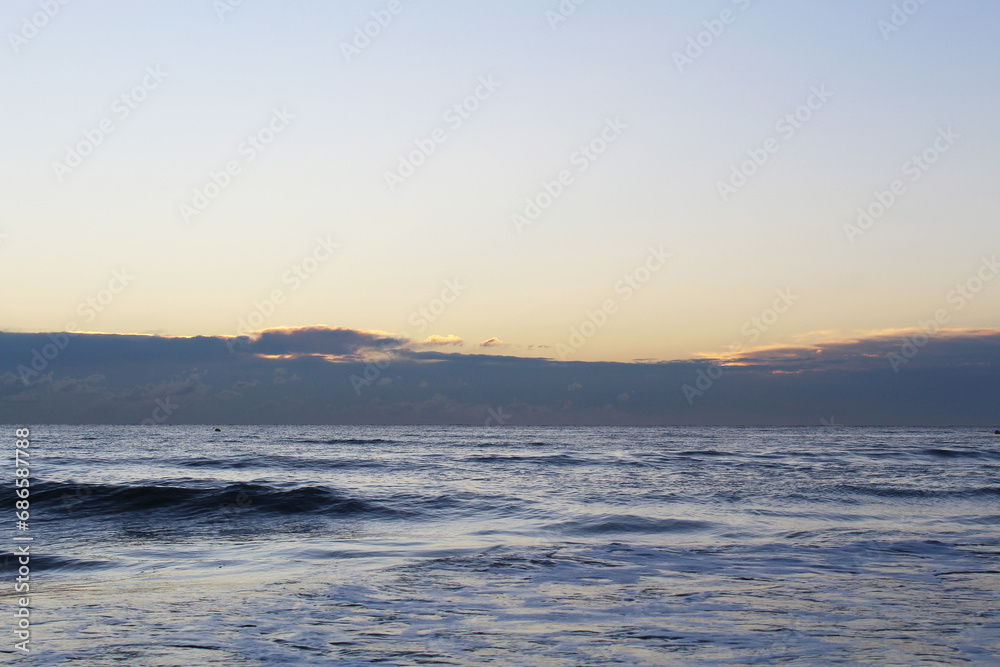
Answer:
[421,334,463,347]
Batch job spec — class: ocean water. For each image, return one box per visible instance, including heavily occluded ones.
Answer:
[4,425,1000,665]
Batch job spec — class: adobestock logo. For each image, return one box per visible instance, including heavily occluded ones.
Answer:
[352,276,469,396]
[52,66,168,183]
[739,289,798,343]
[878,0,933,40]
[545,0,588,31]
[683,287,800,405]
[408,278,467,333]
[16,268,135,385]
[214,0,249,20]
[8,0,71,54]
[384,76,502,193]
[844,126,958,244]
[555,246,669,360]
[180,108,295,224]
[340,0,410,63]
[512,117,627,234]
[888,254,999,372]
[141,397,180,426]
[672,0,752,74]
[225,235,339,352]
[716,85,833,202]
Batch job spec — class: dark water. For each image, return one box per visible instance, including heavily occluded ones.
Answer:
[4,426,999,665]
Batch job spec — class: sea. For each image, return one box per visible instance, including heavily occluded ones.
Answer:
[3,425,999,665]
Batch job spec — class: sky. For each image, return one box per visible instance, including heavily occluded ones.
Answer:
[1,1,998,424]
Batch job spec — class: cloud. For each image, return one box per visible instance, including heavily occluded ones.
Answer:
[421,334,463,347]
[718,329,1000,372]
[238,326,406,358]
[480,337,503,347]
[1,326,999,425]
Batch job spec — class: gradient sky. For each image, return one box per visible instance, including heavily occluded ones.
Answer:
[2,0,999,364]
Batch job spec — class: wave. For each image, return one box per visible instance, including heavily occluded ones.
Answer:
[24,481,395,519]
[173,455,386,471]
[836,483,1000,499]
[545,514,715,536]
[0,553,114,574]
[922,448,998,459]
[291,438,394,445]
[463,453,590,465]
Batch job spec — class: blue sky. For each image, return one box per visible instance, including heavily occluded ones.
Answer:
[2,0,998,371]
